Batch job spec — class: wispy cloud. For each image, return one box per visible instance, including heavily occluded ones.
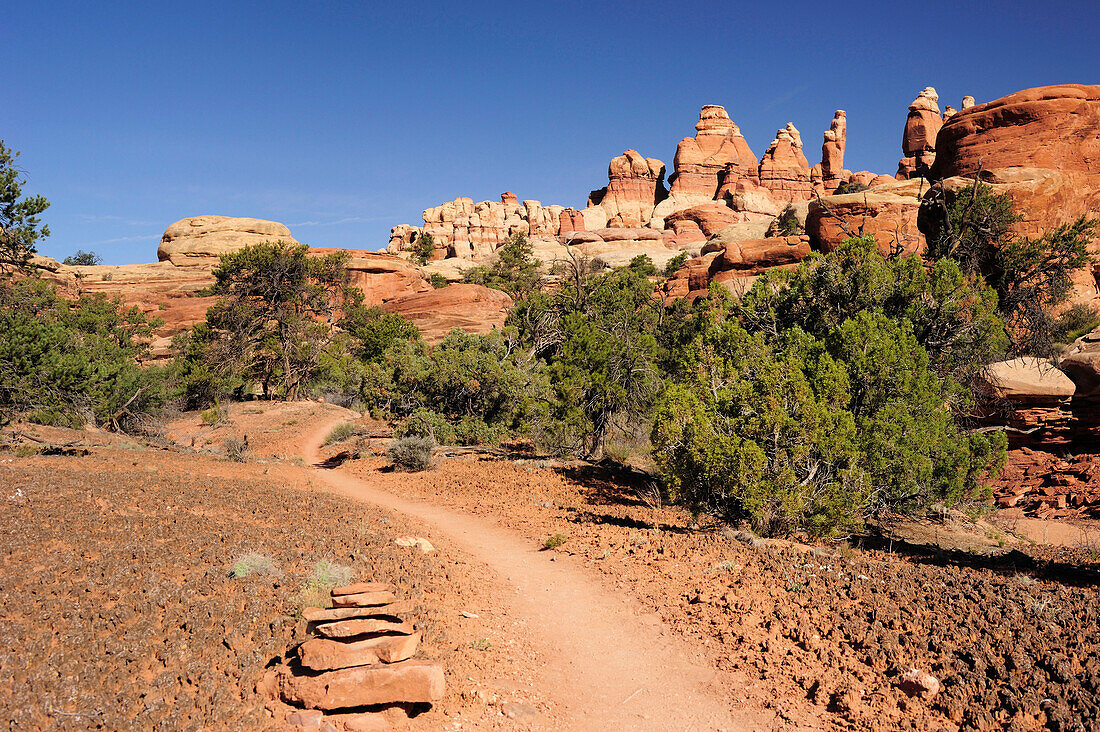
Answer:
[80,234,159,246]
[77,214,158,227]
[287,215,398,227]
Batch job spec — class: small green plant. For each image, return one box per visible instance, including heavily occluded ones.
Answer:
[773,205,804,236]
[62,250,102,266]
[716,560,739,572]
[429,273,449,289]
[100,272,113,281]
[222,436,249,462]
[200,403,225,425]
[307,560,354,591]
[833,180,871,196]
[542,533,568,551]
[410,234,436,266]
[387,435,436,472]
[230,553,279,579]
[470,638,492,651]
[663,253,689,277]
[323,422,357,446]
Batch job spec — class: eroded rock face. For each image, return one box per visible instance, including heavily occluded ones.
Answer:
[584,149,668,229]
[661,232,811,301]
[807,180,927,256]
[820,110,848,191]
[380,283,512,343]
[665,105,759,212]
[897,87,943,179]
[158,215,299,265]
[388,193,570,260]
[932,84,1100,178]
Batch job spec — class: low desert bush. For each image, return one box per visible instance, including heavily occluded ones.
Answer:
[200,404,225,426]
[387,435,435,472]
[222,436,249,462]
[398,409,456,445]
[230,553,279,579]
[542,533,568,550]
[323,422,357,446]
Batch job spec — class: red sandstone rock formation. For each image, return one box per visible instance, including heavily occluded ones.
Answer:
[660,106,759,214]
[662,204,742,248]
[817,111,848,194]
[897,87,943,179]
[380,283,512,343]
[661,232,811,301]
[929,85,1100,307]
[583,150,668,230]
[932,84,1100,178]
[758,125,812,204]
[806,181,927,257]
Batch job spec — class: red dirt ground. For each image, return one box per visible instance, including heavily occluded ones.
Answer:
[4,401,1100,730]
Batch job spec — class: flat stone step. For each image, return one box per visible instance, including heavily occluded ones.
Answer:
[277,659,445,709]
[303,601,415,623]
[313,617,414,639]
[331,581,394,596]
[298,631,420,671]
[331,590,398,608]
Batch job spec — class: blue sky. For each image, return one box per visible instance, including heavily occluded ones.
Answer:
[5,0,1098,264]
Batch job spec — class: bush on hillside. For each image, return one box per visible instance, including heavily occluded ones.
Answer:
[652,239,1008,538]
[0,278,166,432]
[387,435,435,472]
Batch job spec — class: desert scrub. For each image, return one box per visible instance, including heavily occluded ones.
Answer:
[542,533,568,551]
[387,435,435,472]
[222,436,249,462]
[230,553,279,579]
[298,560,354,609]
[200,404,225,426]
[323,422,357,446]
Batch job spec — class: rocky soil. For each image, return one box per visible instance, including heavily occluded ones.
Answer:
[0,411,546,730]
[329,427,1100,731]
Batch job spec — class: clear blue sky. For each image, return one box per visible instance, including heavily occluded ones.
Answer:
[5,0,1098,264]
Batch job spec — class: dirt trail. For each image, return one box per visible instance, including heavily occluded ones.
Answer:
[302,419,757,731]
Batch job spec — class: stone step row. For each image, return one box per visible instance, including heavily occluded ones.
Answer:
[275,579,445,728]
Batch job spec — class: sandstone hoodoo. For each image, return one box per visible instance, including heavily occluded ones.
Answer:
[897,86,943,179]
[269,581,444,728]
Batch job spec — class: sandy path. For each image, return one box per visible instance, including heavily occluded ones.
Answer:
[302,419,756,731]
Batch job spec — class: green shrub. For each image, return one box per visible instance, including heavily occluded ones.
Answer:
[62,250,102,266]
[663,253,689,277]
[429,273,449,289]
[454,415,498,446]
[463,233,543,299]
[387,435,436,472]
[0,278,166,431]
[200,404,224,425]
[542,533,568,550]
[410,234,435,266]
[773,205,804,236]
[652,240,1008,538]
[833,180,870,196]
[1055,304,1100,344]
[398,409,456,445]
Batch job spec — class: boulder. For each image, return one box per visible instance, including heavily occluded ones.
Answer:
[1061,328,1100,399]
[932,84,1100,178]
[158,215,299,264]
[984,358,1077,400]
[276,659,445,710]
[663,204,743,248]
[662,234,810,301]
[309,249,431,305]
